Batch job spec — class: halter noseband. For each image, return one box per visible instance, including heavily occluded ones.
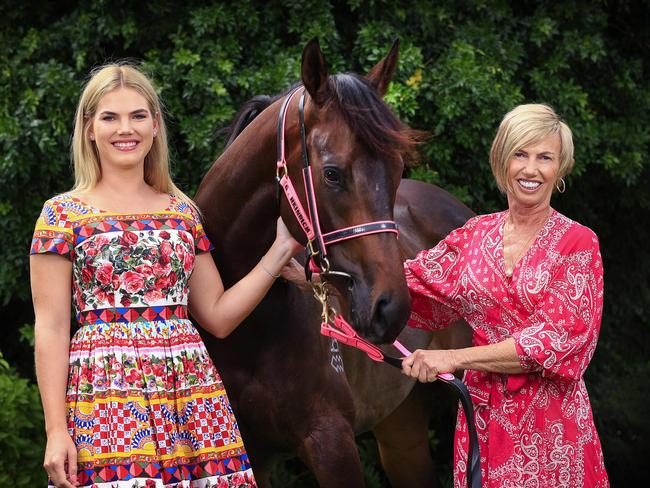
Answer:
[276,87,399,281]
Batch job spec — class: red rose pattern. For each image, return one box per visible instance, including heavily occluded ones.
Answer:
[155,275,170,290]
[135,264,153,276]
[42,198,253,488]
[122,271,145,294]
[74,228,195,310]
[96,262,114,286]
[82,267,93,283]
[183,252,194,273]
[160,240,173,258]
[144,289,163,303]
[120,230,139,246]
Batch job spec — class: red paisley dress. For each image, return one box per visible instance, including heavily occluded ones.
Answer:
[405,209,609,487]
[31,193,257,488]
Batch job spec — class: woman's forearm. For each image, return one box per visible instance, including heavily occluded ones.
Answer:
[452,337,523,374]
[35,321,71,435]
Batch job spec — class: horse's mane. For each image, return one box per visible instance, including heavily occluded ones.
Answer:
[223,75,421,163]
[221,82,301,148]
[221,94,277,148]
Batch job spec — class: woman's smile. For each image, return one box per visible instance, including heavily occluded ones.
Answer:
[516,178,542,191]
[111,139,139,151]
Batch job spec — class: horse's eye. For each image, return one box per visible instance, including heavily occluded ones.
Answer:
[323,167,341,184]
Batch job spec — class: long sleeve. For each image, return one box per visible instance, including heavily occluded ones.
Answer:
[511,227,604,382]
[404,216,480,331]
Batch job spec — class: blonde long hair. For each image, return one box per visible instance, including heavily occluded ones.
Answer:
[71,62,194,206]
[490,104,575,194]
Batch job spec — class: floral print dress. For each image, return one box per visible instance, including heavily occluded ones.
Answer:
[31,193,256,488]
[405,210,609,488]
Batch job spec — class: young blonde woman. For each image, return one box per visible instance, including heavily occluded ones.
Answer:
[30,63,301,488]
[403,104,609,487]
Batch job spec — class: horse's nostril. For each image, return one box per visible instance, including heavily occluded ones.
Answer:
[371,292,410,343]
[376,294,390,315]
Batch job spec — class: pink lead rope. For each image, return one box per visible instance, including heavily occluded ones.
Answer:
[392,339,454,381]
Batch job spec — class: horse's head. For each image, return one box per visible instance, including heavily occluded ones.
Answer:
[280,39,418,344]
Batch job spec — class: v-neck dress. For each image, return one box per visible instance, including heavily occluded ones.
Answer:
[31,193,257,488]
[404,210,609,487]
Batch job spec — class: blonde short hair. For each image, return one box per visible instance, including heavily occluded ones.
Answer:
[489,104,574,193]
[70,62,193,206]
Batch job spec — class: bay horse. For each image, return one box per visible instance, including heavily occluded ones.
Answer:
[195,39,473,486]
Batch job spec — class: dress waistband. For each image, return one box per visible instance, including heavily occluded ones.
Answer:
[77,305,188,326]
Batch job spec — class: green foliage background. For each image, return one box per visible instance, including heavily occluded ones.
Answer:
[1,0,647,485]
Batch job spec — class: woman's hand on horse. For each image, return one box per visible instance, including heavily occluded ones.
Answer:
[43,429,79,487]
[275,217,304,257]
[280,257,317,291]
[402,348,458,383]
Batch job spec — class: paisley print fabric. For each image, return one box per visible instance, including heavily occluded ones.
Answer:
[31,193,257,487]
[405,209,609,487]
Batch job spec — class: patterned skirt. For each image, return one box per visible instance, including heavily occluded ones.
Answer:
[57,317,257,487]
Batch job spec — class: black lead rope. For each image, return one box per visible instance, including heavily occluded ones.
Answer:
[382,354,483,488]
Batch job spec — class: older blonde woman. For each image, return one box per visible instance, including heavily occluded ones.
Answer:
[403,104,609,487]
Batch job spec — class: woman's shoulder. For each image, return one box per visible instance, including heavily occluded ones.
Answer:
[552,210,600,253]
[440,211,505,247]
[41,192,75,208]
[36,192,94,226]
[168,195,200,219]
[472,210,507,225]
[460,210,506,233]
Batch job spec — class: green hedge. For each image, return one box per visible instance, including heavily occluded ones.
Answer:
[1,1,647,485]
[0,353,46,486]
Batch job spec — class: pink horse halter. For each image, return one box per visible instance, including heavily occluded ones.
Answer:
[276,87,399,280]
[275,86,401,360]
[276,88,399,281]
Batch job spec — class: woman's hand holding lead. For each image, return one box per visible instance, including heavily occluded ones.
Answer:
[402,348,458,383]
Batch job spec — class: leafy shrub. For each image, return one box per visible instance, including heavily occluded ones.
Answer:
[0,353,46,486]
[1,1,647,485]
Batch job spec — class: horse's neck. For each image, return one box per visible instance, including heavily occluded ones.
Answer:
[196,108,279,284]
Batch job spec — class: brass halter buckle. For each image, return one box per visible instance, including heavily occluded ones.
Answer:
[306,239,320,259]
[311,281,336,325]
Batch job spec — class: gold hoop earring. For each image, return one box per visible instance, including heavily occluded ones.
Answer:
[556,177,566,193]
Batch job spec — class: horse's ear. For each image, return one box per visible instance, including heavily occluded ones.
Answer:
[301,38,332,106]
[366,39,400,98]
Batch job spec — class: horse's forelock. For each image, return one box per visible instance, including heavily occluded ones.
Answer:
[330,73,421,164]
[222,78,421,162]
